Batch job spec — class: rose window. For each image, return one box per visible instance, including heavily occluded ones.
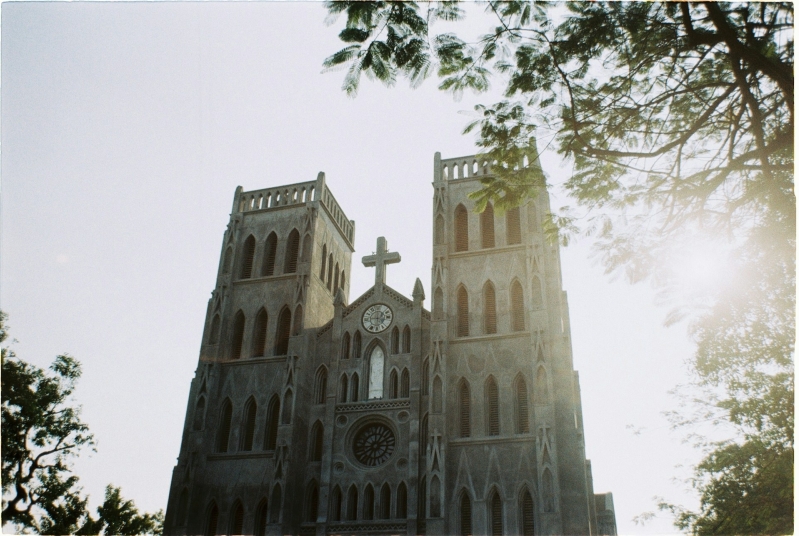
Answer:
[352,423,396,467]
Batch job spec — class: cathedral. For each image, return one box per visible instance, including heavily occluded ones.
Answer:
[164,151,618,536]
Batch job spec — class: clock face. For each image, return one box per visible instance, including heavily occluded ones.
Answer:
[362,304,393,333]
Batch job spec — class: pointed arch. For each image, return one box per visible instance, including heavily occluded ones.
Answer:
[320,244,327,281]
[391,326,400,354]
[331,485,343,521]
[507,206,522,244]
[489,489,503,536]
[284,229,300,273]
[274,307,291,355]
[542,469,554,512]
[534,367,550,405]
[282,389,293,424]
[175,487,189,526]
[420,413,429,458]
[231,310,245,360]
[252,308,268,357]
[515,375,530,433]
[306,481,319,522]
[430,475,441,517]
[240,397,257,451]
[389,369,398,399]
[222,246,233,274]
[347,484,359,521]
[457,285,470,337]
[270,484,282,523]
[418,476,427,520]
[367,344,386,399]
[339,374,349,403]
[520,487,535,536]
[314,366,328,405]
[511,280,525,331]
[205,501,219,536]
[340,270,346,293]
[422,358,430,396]
[363,484,375,520]
[255,498,268,536]
[455,204,469,252]
[262,232,278,276]
[240,235,256,279]
[309,421,324,461]
[193,396,206,431]
[301,233,312,263]
[215,399,233,453]
[432,376,443,413]
[327,253,334,290]
[379,483,391,519]
[481,202,495,248]
[351,373,360,402]
[486,376,500,436]
[433,287,444,321]
[396,482,408,518]
[352,330,362,359]
[209,314,221,345]
[402,325,411,353]
[531,275,543,310]
[435,214,445,245]
[264,395,279,450]
[459,379,471,437]
[229,500,244,535]
[400,368,410,398]
[293,304,303,335]
[483,281,497,334]
[459,491,472,536]
[341,331,351,360]
[334,263,340,291]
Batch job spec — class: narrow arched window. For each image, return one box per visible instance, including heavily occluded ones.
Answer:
[327,253,334,290]
[347,485,359,521]
[223,246,233,274]
[231,310,245,360]
[274,307,291,355]
[521,488,535,536]
[351,373,360,402]
[433,287,444,321]
[432,376,442,413]
[484,282,497,334]
[507,206,521,244]
[460,493,472,536]
[255,499,268,536]
[430,476,441,517]
[459,380,471,438]
[368,346,385,399]
[389,369,398,399]
[331,486,342,522]
[402,325,411,353]
[262,232,277,276]
[252,308,268,357]
[293,305,303,335]
[216,399,233,453]
[457,286,469,337]
[320,244,327,281]
[352,331,362,359]
[420,413,429,457]
[240,235,256,279]
[306,483,319,522]
[481,202,495,248]
[391,327,400,354]
[209,314,221,344]
[418,476,427,520]
[270,484,282,523]
[205,502,219,536]
[282,390,293,424]
[531,275,543,310]
[301,233,312,263]
[264,395,279,450]
[379,483,391,519]
[314,367,327,405]
[310,421,324,461]
[489,491,503,536]
[241,398,257,451]
[284,229,300,273]
[334,263,340,292]
[511,280,525,331]
[535,367,549,405]
[340,271,346,292]
[435,214,445,245]
[193,396,206,431]
[176,488,189,526]
[230,501,244,535]
[341,332,351,360]
[363,485,375,520]
[396,482,407,519]
[515,376,530,433]
[542,469,554,512]
[455,204,469,252]
[340,374,349,403]
[486,376,500,436]
[422,358,430,396]
[400,368,410,398]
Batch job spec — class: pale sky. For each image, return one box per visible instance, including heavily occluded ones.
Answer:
[2,3,702,533]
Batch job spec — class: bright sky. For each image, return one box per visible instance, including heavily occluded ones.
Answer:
[2,3,703,533]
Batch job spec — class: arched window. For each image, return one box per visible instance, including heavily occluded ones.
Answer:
[420,413,429,457]
[455,204,469,252]
[363,485,375,520]
[391,327,400,354]
[314,367,328,405]
[347,485,359,521]
[489,490,503,536]
[340,271,346,292]
[264,395,279,450]
[229,500,244,535]
[334,263,340,292]
[327,254,334,290]
[486,376,500,436]
[396,482,408,519]
[484,281,497,334]
[432,376,443,413]
[252,308,268,357]
[389,369,398,399]
[193,396,206,431]
[306,482,319,522]
[418,476,427,520]
[352,331,362,359]
[459,380,471,437]
[515,375,530,433]
[310,421,324,461]
[535,367,549,405]
[176,488,189,526]
[274,307,291,355]
[262,232,277,276]
[433,287,444,321]
[351,373,360,402]
[320,244,327,281]
[331,486,342,522]
[241,398,257,451]
[223,246,233,274]
[209,314,221,344]
[507,206,522,244]
[481,202,495,248]
[341,332,351,360]
[542,469,554,512]
[400,368,410,398]
[531,275,543,310]
[293,305,303,335]
[422,358,430,396]
[511,280,525,331]
[457,286,470,337]
[205,502,219,536]
[379,483,391,519]
[216,399,233,453]
[521,488,535,536]
[435,214,445,245]
[282,390,293,424]
[340,374,349,403]
[301,233,312,263]
[240,235,256,279]
[231,311,245,360]
[270,484,282,523]
[255,499,268,536]
[430,475,441,517]
[368,346,385,399]
[460,492,472,536]
[402,325,411,353]
[284,229,300,273]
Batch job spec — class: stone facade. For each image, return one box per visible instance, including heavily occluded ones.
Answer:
[164,152,617,536]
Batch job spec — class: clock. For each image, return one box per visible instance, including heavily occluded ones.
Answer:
[362,304,393,333]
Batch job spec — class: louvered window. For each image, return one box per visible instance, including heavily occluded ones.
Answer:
[487,377,500,436]
[459,381,471,438]
[521,489,535,535]
[241,399,257,451]
[402,326,411,353]
[455,204,469,252]
[397,482,407,518]
[457,287,470,337]
[274,308,292,355]
[216,400,232,453]
[516,377,530,433]
[363,485,375,520]
[284,230,300,273]
[490,493,503,536]
[507,206,522,244]
[262,232,277,276]
[347,486,359,520]
[206,503,219,536]
[240,235,256,279]
[400,369,409,398]
[460,494,472,536]
[231,311,245,360]
[391,327,400,354]
[481,203,495,248]
[484,283,497,334]
[252,309,268,357]
[511,281,525,331]
[320,245,327,280]
[264,396,279,450]
[230,502,244,534]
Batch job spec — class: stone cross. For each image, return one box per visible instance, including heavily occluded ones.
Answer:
[362,236,401,285]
